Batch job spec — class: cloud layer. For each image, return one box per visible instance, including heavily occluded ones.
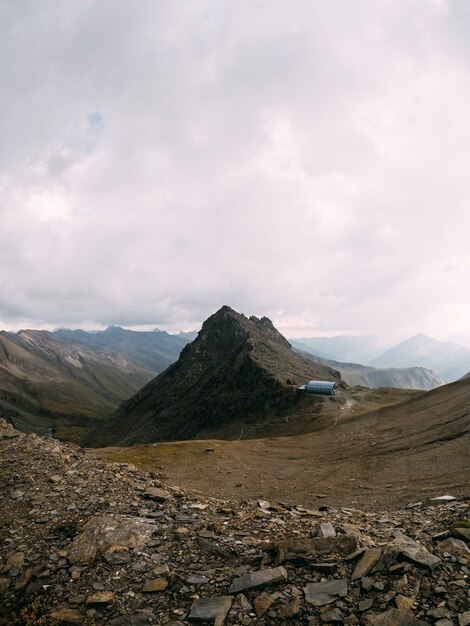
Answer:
[1,0,470,338]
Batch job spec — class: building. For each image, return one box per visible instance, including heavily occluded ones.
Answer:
[298,380,338,395]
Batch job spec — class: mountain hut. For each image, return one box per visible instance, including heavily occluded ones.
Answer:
[298,380,338,395]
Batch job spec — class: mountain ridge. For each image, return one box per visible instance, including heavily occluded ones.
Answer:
[86,306,342,447]
[53,325,190,373]
[0,330,154,440]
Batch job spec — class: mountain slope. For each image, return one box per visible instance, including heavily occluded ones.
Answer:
[98,377,470,509]
[53,326,190,373]
[298,350,444,390]
[0,330,154,439]
[371,333,470,382]
[87,306,341,447]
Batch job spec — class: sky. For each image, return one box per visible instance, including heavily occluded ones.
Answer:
[1,0,470,342]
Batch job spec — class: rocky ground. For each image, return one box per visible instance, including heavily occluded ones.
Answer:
[1,418,469,626]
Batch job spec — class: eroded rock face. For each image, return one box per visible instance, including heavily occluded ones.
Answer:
[0,419,469,626]
[68,515,157,564]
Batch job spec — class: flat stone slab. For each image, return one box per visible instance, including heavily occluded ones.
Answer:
[365,608,431,625]
[459,611,470,626]
[304,578,347,606]
[389,533,441,570]
[68,515,156,564]
[142,577,168,592]
[435,538,470,559]
[108,616,151,626]
[49,608,85,623]
[143,487,171,502]
[229,566,288,594]
[351,548,382,580]
[188,596,232,626]
[86,591,115,604]
[452,527,470,542]
[270,535,358,565]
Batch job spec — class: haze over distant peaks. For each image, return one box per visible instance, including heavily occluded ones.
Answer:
[289,334,392,365]
[371,333,470,382]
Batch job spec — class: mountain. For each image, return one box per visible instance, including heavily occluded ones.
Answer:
[297,350,444,390]
[290,334,390,364]
[87,306,341,447]
[0,330,154,440]
[53,325,190,373]
[371,333,470,382]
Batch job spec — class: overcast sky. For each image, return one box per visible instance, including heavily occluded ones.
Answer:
[1,1,470,341]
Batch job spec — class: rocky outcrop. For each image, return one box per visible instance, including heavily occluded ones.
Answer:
[1,419,469,625]
[86,306,341,446]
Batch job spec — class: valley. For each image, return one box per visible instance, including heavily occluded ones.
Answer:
[0,307,469,625]
[93,379,469,510]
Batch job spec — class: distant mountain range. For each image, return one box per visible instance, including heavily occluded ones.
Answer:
[371,333,470,382]
[291,332,470,383]
[0,329,155,440]
[86,306,341,447]
[289,335,390,364]
[297,350,443,390]
[53,326,190,373]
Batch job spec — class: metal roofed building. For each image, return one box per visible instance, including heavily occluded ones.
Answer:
[298,380,338,395]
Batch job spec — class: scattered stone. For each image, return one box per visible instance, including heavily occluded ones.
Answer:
[431,495,456,502]
[395,594,414,612]
[459,611,470,626]
[253,591,274,617]
[186,573,209,584]
[229,566,288,594]
[108,615,151,626]
[452,527,470,542]
[321,608,343,623]
[2,551,25,575]
[86,591,115,604]
[0,418,468,626]
[304,579,347,606]
[49,607,85,623]
[351,548,382,580]
[359,598,374,611]
[435,537,470,559]
[314,522,336,538]
[278,596,300,618]
[188,596,232,626]
[143,487,171,501]
[387,532,441,570]
[68,515,156,564]
[365,608,431,625]
[142,577,169,592]
[103,545,131,565]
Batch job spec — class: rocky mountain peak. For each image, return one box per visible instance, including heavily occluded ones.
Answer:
[195,306,290,355]
[87,307,340,447]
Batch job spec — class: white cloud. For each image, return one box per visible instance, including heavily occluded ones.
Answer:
[0,0,469,340]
